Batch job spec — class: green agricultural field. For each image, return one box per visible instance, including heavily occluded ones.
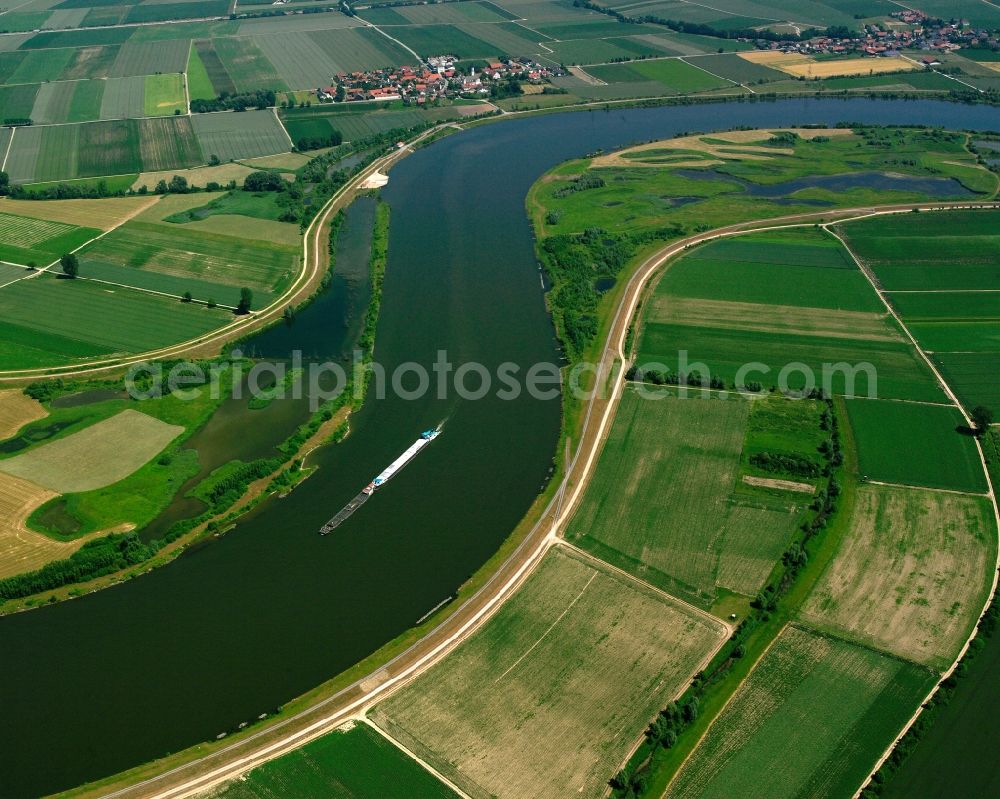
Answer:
[845,399,986,493]
[77,213,298,304]
[77,119,143,178]
[636,229,944,402]
[143,74,186,117]
[567,387,807,605]
[8,48,74,84]
[28,81,95,126]
[191,110,290,163]
[100,76,146,120]
[59,45,121,81]
[0,83,40,122]
[666,625,935,799]
[839,208,1000,416]
[684,52,787,83]
[936,352,1000,412]
[186,43,216,102]
[800,483,996,670]
[193,39,237,96]
[252,32,342,91]
[109,38,191,78]
[206,722,458,799]
[839,209,1000,290]
[0,211,99,267]
[137,116,203,173]
[0,274,231,370]
[587,58,732,92]
[378,24,503,59]
[0,410,182,494]
[372,546,724,799]
[213,37,287,93]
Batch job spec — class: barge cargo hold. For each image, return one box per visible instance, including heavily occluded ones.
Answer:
[320,428,441,535]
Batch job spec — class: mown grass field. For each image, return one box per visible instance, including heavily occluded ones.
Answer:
[0,274,231,370]
[143,74,186,117]
[800,484,996,670]
[637,228,944,402]
[567,387,807,606]
[666,625,935,799]
[206,722,458,799]
[845,399,987,492]
[372,546,724,799]
[0,410,182,494]
[0,211,99,267]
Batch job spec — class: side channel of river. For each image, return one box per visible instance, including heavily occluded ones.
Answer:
[2,99,999,798]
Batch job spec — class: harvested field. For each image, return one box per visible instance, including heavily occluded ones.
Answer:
[567,387,802,605]
[742,475,814,493]
[666,625,935,799]
[739,51,917,79]
[372,546,724,799]
[131,162,257,192]
[0,209,98,266]
[801,484,996,670]
[0,471,77,580]
[0,196,157,230]
[0,390,46,442]
[0,410,183,494]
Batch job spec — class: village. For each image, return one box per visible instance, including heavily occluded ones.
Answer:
[315,56,554,104]
[753,9,1000,61]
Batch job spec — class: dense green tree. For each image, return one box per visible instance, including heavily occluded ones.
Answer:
[237,287,253,314]
[972,405,993,435]
[60,252,78,279]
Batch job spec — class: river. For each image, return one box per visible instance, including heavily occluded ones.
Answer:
[3,99,1000,798]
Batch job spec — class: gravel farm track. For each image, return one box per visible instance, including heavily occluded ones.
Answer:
[32,191,992,799]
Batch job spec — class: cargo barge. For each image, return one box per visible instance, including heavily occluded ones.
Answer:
[320,428,441,534]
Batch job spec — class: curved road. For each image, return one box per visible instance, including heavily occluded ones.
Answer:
[84,198,999,799]
[0,128,443,385]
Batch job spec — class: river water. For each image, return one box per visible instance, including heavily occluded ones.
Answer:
[3,99,999,798]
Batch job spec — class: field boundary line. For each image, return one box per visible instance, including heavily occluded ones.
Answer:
[493,570,598,684]
[659,620,792,795]
[847,395,956,408]
[272,107,293,150]
[830,224,1000,799]
[863,479,990,497]
[73,275,239,309]
[1,127,13,174]
[361,719,473,799]
[362,19,422,62]
[558,541,730,635]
